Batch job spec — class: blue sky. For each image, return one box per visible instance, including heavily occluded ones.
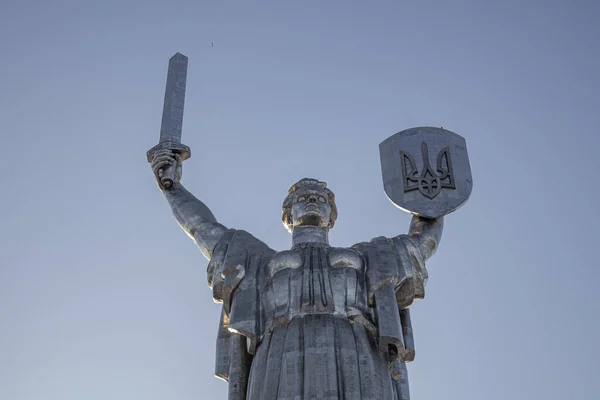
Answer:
[1,1,599,399]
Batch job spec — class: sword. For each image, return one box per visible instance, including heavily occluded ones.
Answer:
[146,52,191,189]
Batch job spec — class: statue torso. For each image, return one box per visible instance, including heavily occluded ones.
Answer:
[246,243,406,399]
[210,230,421,399]
[262,244,375,334]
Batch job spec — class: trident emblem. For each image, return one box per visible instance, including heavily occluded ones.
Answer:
[400,142,456,199]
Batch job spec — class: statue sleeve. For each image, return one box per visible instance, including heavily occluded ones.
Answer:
[353,236,428,365]
[206,229,275,392]
[390,234,428,308]
[353,235,427,311]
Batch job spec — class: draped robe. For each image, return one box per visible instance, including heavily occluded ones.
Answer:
[207,229,428,400]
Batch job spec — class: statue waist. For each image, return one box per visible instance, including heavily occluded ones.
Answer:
[265,307,377,335]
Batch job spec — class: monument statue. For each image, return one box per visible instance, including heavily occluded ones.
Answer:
[147,54,472,400]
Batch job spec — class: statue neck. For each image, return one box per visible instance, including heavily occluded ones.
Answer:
[291,226,329,248]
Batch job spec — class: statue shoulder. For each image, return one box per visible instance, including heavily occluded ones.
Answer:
[350,236,390,255]
[351,235,420,259]
[207,229,275,305]
[211,229,276,261]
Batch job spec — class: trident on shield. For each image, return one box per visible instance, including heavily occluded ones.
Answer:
[400,142,456,200]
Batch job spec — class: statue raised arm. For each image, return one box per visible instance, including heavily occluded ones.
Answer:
[406,215,444,261]
[150,149,228,259]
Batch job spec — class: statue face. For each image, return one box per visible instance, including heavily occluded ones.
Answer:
[290,186,332,229]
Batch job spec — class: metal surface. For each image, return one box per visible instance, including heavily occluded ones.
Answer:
[149,158,454,398]
[147,68,470,398]
[147,53,191,189]
[379,126,472,218]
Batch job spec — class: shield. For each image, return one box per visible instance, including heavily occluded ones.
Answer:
[379,127,472,218]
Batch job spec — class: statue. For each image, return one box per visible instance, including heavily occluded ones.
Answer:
[147,54,472,400]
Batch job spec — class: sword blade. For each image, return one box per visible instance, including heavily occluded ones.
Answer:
[159,52,188,143]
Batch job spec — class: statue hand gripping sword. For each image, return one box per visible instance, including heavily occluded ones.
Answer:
[147,54,472,400]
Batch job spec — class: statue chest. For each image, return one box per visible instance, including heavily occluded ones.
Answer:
[263,246,371,326]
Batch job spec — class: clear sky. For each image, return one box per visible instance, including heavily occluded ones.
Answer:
[1,1,599,399]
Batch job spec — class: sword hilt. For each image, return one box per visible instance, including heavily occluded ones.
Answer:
[147,141,191,189]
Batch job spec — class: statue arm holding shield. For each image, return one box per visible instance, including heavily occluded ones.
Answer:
[365,127,470,370]
[404,215,444,261]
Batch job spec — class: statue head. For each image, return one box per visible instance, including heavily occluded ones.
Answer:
[282,178,338,233]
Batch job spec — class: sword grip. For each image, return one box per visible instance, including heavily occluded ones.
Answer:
[160,163,176,189]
